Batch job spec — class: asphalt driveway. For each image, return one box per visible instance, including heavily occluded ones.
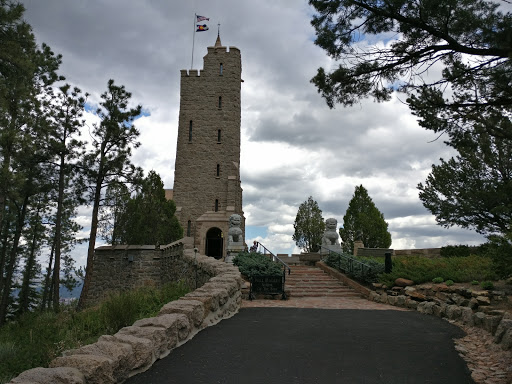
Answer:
[126,307,474,384]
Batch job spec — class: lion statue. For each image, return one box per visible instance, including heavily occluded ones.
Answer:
[322,218,340,247]
[228,214,243,244]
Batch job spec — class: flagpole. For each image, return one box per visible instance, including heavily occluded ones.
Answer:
[191,13,196,69]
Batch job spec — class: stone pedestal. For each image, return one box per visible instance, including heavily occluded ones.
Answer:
[320,244,342,255]
[353,240,364,256]
[225,242,244,263]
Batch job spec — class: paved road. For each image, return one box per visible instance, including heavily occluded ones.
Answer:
[126,307,474,384]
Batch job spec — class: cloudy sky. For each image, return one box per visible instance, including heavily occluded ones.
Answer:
[20,0,487,264]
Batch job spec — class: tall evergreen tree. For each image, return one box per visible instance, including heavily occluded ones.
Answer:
[0,44,62,324]
[78,79,142,309]
[293,196,325,253]
[340,185,391,253]
[44,84,86,311]
[418,118,512,236]
[118,171,183,245]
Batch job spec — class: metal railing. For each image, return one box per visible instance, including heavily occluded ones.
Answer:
[257,242,291,276]
[319,245,374,278]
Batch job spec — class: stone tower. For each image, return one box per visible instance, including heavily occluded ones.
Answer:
[172,35,245,259]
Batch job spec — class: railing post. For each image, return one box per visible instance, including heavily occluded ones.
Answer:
[385,252,392,273]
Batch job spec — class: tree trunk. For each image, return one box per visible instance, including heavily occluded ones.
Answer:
[40,239,55,311]
[51,153,66,312]
[0,195,29,325]
[18,209,41,314]
[77,174,103,310]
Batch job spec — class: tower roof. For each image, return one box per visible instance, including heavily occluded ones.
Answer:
[214,32,223,48]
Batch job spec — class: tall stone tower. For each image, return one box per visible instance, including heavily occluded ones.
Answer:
[172,35,245,259]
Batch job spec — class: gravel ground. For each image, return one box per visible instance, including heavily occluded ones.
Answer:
[451,320,512,384]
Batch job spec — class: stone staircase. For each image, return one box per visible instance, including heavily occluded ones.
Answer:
[286,265,362,298]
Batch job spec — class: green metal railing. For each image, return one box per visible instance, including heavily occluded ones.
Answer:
[319,245,374,279]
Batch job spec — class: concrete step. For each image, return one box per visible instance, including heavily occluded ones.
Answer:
[285,266,363,298]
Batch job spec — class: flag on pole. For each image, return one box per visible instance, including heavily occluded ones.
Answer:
[196,15,209,22]
[196,24,209,32]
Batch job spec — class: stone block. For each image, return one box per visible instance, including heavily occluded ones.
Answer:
[473,312,486,327]
[133,313,190,343]
[417,301,436,315]
[405,299,418,309]
[387,296,398,306]
[184,291,218,312]
[159,299,205,328]
[406,290,427,301]
[112,332,155,370]
[396,295,407,307]
[445,305,462,320]
[63,336,133,382]
[50,354,115,384]
[432,302,446,318]
[494,319,512,344]
[476,296,491,306]
[500,328,512,350]
[9,367,85,384]
[460,307,474,326]
[369,291,380,302]
[483,315,503,335]
[116,326,170,359]
[395,278,414,287]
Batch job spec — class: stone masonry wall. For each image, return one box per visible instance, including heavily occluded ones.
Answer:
[9,240,244,384]
[173,42,244,247]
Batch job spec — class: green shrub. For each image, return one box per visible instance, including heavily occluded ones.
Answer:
[432,277,444,283]
[378,255,496,287]
[471,280,479,285]
[480,281,494,290]
[445,280,454,286]
[440,244,486,258]
[233,252,283,279]
[481,235,512,279]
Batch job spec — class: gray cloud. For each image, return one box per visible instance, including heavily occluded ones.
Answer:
[19,0,486,259]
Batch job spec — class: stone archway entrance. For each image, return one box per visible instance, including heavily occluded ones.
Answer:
[205,227,223,259]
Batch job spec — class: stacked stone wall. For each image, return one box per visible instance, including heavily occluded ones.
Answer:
[10,239,244,384]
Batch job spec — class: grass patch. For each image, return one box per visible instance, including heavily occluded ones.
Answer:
[378,255,496,287]
[0,281,189,383]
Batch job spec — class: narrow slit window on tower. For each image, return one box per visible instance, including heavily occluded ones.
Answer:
[187,220,191,237]
[189,120,193,142]
[217,129,221,142]
[215,199,219,212]
[216,164,220,177]
[218,96,222,109]
[220,63,223,75]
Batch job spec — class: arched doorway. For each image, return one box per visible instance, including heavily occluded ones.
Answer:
[205,227,223,259]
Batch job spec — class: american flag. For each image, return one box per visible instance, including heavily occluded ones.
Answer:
[197,15,209,22]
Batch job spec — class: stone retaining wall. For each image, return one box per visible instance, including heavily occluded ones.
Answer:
[368,283,512,351]
[9,243,244,384]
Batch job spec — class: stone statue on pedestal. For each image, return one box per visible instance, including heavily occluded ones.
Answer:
[225,214,244,263]
[321,218,342,254]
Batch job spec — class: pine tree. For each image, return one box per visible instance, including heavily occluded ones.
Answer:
[418,118,512,236]
[118,171,183,245]
[292,196,325,253]
[78,79,143,309]
[340,185,391,253]
[309,0,512,144]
